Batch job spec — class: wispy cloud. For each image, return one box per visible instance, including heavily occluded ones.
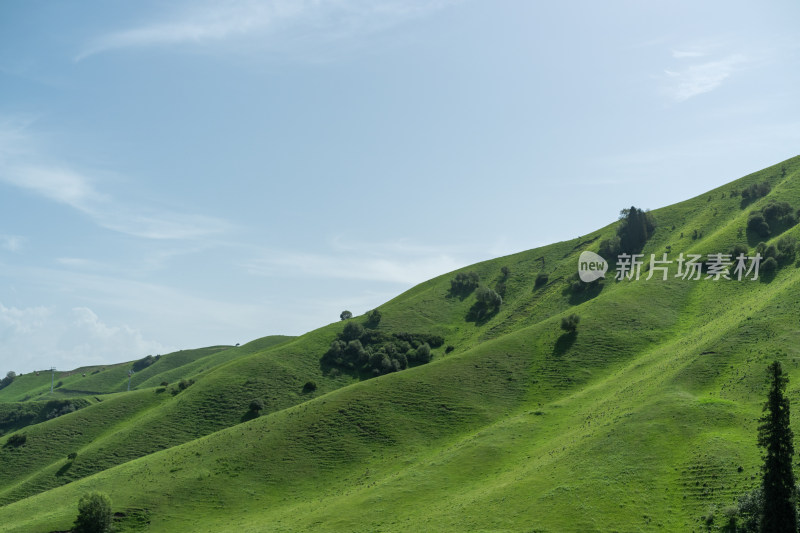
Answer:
[242,236,478,285]
[0,121,231,240]
[663,53,747,102]
[76,0,459,60]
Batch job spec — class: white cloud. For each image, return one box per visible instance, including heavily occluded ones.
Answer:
[0,303,169,373]
[76,0,459,60]
[664,54,747,102]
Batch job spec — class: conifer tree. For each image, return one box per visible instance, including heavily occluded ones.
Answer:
[758,361,797,533]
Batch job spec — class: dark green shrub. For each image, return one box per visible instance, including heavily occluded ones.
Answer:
[46,402,76,420]
[560,314,580,333]
[412,343,432,363]
[534,272,549,288]
[341,321,364,342]
[449,271,479,294]
[68,452,78,461]
[73,491,112,533]
[6,433,26,447]
[598,235,621,259]
[729,243,749,258]
[500,266,510,278]
[762,256,778,274]
[445,345,455,354]
[776,236,797,264]
[748,212,771,237]
[494,280,506,297]
[392,332,444,348]
[0,371,16,390]
[339,310,352,321]
[748,201,797,239]
[741,181,771,200]
[365,308,382,327]
[476,286,502,308]
[302,381,317,393]
[177,379,194,391]
[160,381,169,386]
[249,399,264,412]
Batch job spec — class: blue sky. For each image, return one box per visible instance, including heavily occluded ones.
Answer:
[1,0,799,374]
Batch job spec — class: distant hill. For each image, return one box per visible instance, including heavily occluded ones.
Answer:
[1,157,799,531]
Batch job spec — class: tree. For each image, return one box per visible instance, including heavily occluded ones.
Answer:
[475,286,502,309]
[450,271,480,294]
[340,310,353,321]
[617,206,655,254]
[742,181,771,200]
[748,212,771,238]
[341,321,365,342]
[414,343,432,363]
[758,361,797,533]
[761,256,778,275]
[365,309,382,327]
[560,314,580,333]
[0,371,16,390]
[249,399,264,413]
[74,491,112,533]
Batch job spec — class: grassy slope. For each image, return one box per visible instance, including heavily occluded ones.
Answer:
[0,336,297,504]
[1,157,799,531]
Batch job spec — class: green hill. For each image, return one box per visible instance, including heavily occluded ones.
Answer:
[1,157,800,531]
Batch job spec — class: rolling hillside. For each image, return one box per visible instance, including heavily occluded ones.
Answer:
[2,156,800,531]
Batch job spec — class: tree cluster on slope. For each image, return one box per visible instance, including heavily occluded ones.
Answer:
[449,271,479,295]
[598,206,656,259]
[756,237,798,275]
[739,181,771,201]
[322,322,442,377]
[747,201,799,239]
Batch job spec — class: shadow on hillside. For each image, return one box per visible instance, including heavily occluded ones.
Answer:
[740,197,757,209]
[758,268,777,283]
[240,410,260,423]
[564,280,604,305]
[447,286,477,301]
[553,331,577,356]
[465,302,499,326]
[55,461,73,477]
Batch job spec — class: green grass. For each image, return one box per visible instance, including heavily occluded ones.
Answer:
[1,156,799,531]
